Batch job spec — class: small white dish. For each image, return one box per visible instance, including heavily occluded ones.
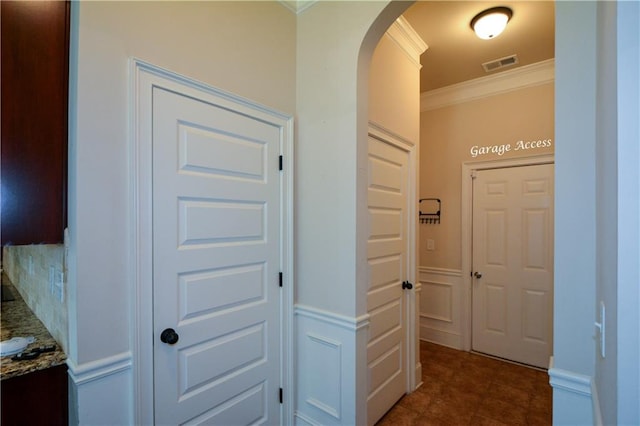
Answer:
[0,336,36,356]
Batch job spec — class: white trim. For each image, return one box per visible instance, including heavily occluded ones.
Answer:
[548,367,592,397]
[130,59,294,426]
[295,304,370,331]
[420,59,555,111]
[294,411,322,426]
[385,16,428,70]
[67,352,132,386]
[278,0,316,15]
[418,266,462,277]
[461,155,555,352]
[418,267,464,349]
[295,307,367,426]
[368,121,415,149]
[419,329,463,350]
[592,379,604,426]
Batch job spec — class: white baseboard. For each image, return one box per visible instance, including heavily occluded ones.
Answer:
[420,327,463,350]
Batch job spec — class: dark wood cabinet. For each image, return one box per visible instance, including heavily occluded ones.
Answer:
[1,364,69,425]
[1,0,70,246]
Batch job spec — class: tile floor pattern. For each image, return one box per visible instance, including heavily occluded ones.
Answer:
[376,341,552,426]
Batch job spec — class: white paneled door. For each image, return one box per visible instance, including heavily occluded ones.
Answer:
[472,164,554,368]
[152,87,282,425]
[367,132,411,425]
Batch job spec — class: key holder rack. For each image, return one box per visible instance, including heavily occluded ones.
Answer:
[419,198,441,224]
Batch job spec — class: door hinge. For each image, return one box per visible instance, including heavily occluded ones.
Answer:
[279,155,283,171]
[279,272,283,287]
[279,387,283,404]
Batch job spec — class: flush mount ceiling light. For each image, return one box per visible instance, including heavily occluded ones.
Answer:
[470,7,513,40]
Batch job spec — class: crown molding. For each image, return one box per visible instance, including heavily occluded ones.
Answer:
[279,0,317,15]
[420,58,555,111]
[385,16,429,70]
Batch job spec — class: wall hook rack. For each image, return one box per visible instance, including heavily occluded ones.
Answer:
[419,198,441,224]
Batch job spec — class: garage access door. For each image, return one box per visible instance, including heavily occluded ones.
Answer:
[472,164,554,369]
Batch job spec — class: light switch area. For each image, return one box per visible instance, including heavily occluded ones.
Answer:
[595,301,606,358]
[28,255,34,275]
[427,239,435,251]
[49,266,64,303]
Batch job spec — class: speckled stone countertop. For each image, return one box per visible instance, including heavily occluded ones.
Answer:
[1,274,67,380]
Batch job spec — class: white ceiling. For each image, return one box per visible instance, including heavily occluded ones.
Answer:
[402,1,555,92]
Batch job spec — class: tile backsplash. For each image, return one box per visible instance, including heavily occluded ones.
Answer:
[2,244,68,353]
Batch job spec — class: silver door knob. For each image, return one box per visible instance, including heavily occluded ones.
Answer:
[474,272,482,279]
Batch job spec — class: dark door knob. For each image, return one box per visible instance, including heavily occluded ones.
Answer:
[474,272,483,279]
[160,328,179,345]
[402,281,413,290]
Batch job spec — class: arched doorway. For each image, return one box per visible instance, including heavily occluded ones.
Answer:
[293,2,415,425]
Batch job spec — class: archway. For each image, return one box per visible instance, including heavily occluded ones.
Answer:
[293,2,413,425]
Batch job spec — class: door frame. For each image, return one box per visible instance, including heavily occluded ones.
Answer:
[460,154,554,352]
[129,59,294,425]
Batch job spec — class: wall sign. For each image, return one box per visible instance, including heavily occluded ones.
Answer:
[470,139,552,158]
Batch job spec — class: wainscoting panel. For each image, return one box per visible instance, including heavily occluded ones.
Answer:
[418,267,464,349]
[294,305,369,426]
[67,352,133,425]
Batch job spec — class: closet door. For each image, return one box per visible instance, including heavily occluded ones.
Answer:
[366,131,412,425]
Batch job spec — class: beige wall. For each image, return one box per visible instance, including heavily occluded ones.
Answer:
[419,83,554,269]
[70,2,297,422]
[369,32,421,143]
[71,0,296,365]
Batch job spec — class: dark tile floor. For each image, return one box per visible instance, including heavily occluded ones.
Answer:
[376,341,552,426]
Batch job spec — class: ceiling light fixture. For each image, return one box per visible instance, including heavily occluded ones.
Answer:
[470,7,513,40]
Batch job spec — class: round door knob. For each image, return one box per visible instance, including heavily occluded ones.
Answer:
[160,328,179,345]
[474,272,483,279]
[402,281,414,290]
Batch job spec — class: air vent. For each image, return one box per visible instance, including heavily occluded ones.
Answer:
[482,54,519,72]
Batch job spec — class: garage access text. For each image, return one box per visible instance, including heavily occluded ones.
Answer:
[470,139,552,158]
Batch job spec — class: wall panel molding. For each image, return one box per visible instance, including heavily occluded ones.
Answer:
[67,352,133,425]
[67,351,132,385]
[295,304,370,331]
[548,365,592,396]
[418,267,463,349]
[294,305,368,425]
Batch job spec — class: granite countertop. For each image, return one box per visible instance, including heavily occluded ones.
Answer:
[1,274,67,380]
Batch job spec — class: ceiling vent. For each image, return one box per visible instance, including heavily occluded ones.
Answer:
[482,54,519,72]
